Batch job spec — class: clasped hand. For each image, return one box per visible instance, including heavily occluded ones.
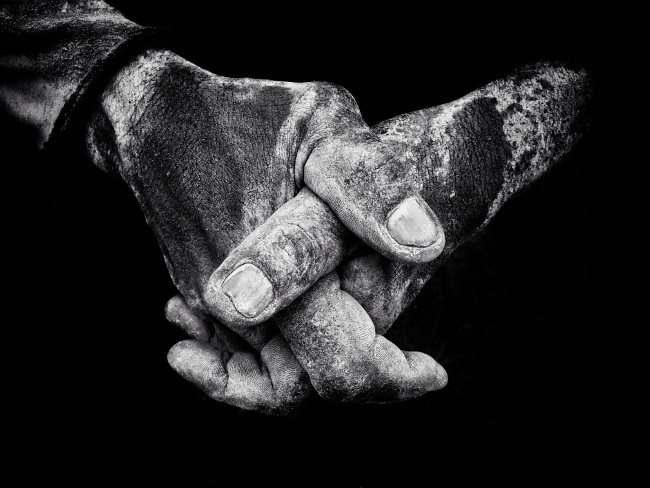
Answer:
[86,49,591,414]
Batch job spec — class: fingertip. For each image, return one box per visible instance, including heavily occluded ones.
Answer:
[352,195,445,265]
[204,188,352,327]
[387,197,438,246]
[426,356,449,390]
[437,364,449,389]
[167,339,203,368]
[164,295,184,323]
[204,263,273,327]
[220,263,274,318]
[303,133,445,265]
[403,350,448,393]
[166,339,193,371]
[167,339,227,382]
[318,194,446,265]
[164,295,213,343]
[384,196,446,263]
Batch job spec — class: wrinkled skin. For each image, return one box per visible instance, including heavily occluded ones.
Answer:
[165,61,592,414]
[87,48,449,414]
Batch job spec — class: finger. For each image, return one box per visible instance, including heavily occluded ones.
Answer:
[339,251,435,334]
[167,333,312,416]
[204,188,358,326]
[165,293,285,358]
[165,294,252,351]
[341,60,593,331]
[302,97,446,264]
[165,295,315,414]
[165,294,216,343]
[203,61,590,329]
[274,271,448,403]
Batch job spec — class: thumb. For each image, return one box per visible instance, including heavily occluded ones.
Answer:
[203,60,591,328]
[204,187,355,326]
[303,117,445,264]
[203,182,443,327]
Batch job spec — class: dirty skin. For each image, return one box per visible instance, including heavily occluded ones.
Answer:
[342,61,592,334]
[170,61,592,412]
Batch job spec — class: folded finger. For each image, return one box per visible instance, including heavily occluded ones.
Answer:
[274,271,447,403]
[167,333,312,416]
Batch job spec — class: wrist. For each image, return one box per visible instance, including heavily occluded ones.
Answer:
[84,48,180,178]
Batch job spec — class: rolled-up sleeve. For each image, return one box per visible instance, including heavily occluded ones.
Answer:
[0,0,164,151]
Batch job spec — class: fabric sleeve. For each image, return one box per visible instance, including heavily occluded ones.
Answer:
[0,0,166,151]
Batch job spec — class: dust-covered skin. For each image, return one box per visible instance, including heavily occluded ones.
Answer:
[277,61,592,403]
[86,48,446,336]
[169,61,592,412]
[87,48,446,412]
[165,295,312,416]
[211,62,591,333]
[342,61,592,333]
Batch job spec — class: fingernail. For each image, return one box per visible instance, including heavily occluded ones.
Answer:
[387,197,438,247]
[221,263,274,318]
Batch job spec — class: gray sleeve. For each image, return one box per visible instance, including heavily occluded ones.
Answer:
[0,0,166,151]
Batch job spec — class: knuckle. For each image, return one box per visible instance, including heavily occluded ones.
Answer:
[278,222,325,279]
[305,81,359,111]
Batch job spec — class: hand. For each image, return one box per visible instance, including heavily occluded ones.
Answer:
[86,48,448,414]
[165,61,592,413]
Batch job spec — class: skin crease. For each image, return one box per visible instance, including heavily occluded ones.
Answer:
[166,61,592,414]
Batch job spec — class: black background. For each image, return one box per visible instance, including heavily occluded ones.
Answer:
[16,2,622,486]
